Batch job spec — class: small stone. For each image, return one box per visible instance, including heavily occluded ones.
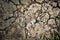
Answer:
[48,19,56,27]
[0,19,5,29]
[44,25,51,31]
[31,19,36,24]
[26,23,36,37]
[48,19,55,24]
[26,23,32,30]
[4,18,15,28]
[15,18,19,23]
[8,27,16,35]
[36,0,44,3]
[41,13,49,22]
[34,22,45,37]
[11,0,19,4]
[45,0,49,2]
[9,2,17,11]
[17,5,27,12]
[27,3,41,13]
[20,0,31,5]
[37,17,40,21]
[58,2,60,7]
[51,2,57,7]
[42,3,52,12]
[49,8,59,18]
[45,32,51,38]
[56,19,60,27]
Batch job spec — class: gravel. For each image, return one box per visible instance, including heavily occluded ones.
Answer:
[0,0,60,40]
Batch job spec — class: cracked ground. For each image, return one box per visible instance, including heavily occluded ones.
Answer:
[0,0,60,40]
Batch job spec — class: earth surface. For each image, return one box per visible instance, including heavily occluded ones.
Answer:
[0,0,60,40]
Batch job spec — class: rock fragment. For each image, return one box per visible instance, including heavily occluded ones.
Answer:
[49,8,59,18]
[11,0,19,4]
[36,0,44,3]
[48,19,56,27]
[20,0,31,5]
[40,13,49,22]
